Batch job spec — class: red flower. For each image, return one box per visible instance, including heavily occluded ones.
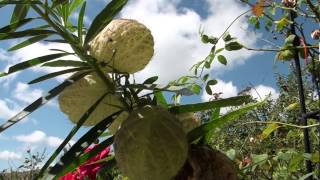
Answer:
[59,146,111,180]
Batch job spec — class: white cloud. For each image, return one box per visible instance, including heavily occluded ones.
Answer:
[13,82,43,104]
[250,85,279,100]
[14,130,67,147]
[201,79,238,101]
[0,99,20,120]
[2,42,79,83]
[0,151,22,160]
[119,0,259,83]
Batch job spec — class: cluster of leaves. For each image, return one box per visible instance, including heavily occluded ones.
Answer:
[205,70,320,179]
[0,0,268,179]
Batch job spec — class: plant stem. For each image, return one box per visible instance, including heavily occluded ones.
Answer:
[242,121,320,129]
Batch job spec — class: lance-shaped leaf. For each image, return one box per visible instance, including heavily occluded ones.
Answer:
[154,91,168,108]
[11,4,30,24]
[77,1,86,45]
[52,137,114,179]
[187,100,265,142]
[37,92,109,179]
[84,0,128,45]
[8,34,49,51]
[0,72,88,133]
[7,52,70,74]
[0,18,36,33]
[41,60,88,67]
[169,95,250,113]
[121,84,194,96]
[28,67,91,84]
[0,29,56,40]
[48,111,122,177]
[0,1,41,4]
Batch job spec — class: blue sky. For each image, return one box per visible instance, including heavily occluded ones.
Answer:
[0,0,294,170]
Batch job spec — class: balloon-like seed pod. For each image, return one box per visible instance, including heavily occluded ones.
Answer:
[89,19,154,74]
[114,105,188,180]
[58,72,123,126]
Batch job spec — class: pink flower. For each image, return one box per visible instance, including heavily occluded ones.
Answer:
[59,146,111,180]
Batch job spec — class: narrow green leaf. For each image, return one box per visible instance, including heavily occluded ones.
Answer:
[143,76,158,84]
[0,1,41,4]
[49,111,122,178]
[8,34,49,51]
[0,29,56,40]
[122,84,194,96]
[217,55,227,65]
[0,18,35,33]
[69,0,84,15]
[77,1,86,45]
[0,72,8,77]
[154,91,168,108]
[44,39,68,43]
[8,53,70,74]
[84,0,128,45]
[10,4,30,24]
[0,72,89,133]
[28,67,91,84]
[37,92,109,179]
[187,100,265,142]
[41,60,88,67]
[52,0,68,8]
[261,123,280,139]
[215,48,224,54]
[169,95,251,113]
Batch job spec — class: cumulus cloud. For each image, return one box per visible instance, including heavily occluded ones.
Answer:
[14,130,68,148]
[119,0,260,83]
[0,151,22,161]
[0,99,20,120]
[250,85,279,100]
[13,82,43,104]
[201,79,238,101]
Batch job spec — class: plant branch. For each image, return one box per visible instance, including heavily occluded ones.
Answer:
[241,121,320,129]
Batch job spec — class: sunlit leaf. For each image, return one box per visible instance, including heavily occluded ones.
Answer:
[261,123,280,139]
[7,52,70,74]
[154,91,168,108]
[28,67,91,84]
[8,34,49,51]
[77,1,86,45]
[251,154,268,165]
[84,0,128,45]
[41,60,88,67]
[169,95,251,113]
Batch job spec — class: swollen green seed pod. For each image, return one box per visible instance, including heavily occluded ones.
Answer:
[114,105,188,180]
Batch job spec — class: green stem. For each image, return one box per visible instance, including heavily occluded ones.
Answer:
[242,121,320,129]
